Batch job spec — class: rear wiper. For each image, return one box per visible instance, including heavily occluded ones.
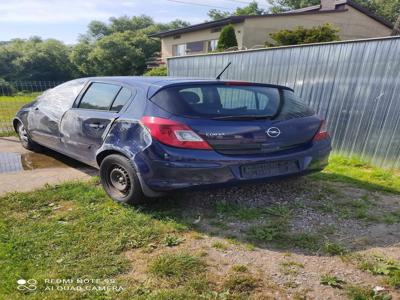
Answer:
[211,115,274,120]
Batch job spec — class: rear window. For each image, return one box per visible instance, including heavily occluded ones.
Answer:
[150,84,314,119]
[150,84,281,118]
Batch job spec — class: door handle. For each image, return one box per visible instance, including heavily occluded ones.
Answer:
[88,123,105,129]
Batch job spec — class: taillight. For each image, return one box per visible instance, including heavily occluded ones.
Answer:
[313,120,330,141]
[140,116,212,150]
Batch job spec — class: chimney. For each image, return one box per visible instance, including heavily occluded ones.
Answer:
[320,0,337,11]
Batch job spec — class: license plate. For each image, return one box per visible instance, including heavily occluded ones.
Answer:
[240,160,298,179]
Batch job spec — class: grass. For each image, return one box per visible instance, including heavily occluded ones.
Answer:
[0,94,37,135]
[223,273,258,294]
[0,179,188,299]
[1,154,400,298]
[211,241,229,250]
[323,242,348,256]
[280,260,304,275]
[148,252,205,283]
[311,154,400,194]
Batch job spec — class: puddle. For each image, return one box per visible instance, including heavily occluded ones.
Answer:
[0,152,70,174]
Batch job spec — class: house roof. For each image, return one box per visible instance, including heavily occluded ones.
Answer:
[149,0,392,38]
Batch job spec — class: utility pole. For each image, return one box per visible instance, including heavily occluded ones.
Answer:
[392,15,400,36]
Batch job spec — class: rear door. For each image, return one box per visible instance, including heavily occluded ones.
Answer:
[60,81,134,163]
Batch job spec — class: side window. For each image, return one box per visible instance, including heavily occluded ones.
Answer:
[79,82,121,110]
[37,79,86,121]
[110,87,132,112]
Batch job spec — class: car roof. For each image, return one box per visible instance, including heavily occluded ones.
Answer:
[82,76,293,98]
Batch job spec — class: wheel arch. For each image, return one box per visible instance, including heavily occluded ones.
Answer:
[12,117,23,132]
[96,149,131,167]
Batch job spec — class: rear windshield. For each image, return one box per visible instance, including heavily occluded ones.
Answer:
[150,84,314,119]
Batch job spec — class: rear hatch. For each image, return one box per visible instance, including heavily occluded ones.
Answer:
[149,82,320,155]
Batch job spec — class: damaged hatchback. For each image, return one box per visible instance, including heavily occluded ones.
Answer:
[14,77,331,204]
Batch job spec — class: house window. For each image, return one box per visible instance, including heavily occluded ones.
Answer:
[172,44,186,56]
[210,27,222,33]
[186,41,204,53]
[207,39,219,52]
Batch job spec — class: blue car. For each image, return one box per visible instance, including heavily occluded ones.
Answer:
[14,77,331,204]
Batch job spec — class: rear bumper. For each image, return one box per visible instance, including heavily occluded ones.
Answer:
[135,139,331,195]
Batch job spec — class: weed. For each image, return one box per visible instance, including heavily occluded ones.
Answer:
[358,255,400,288]
[323,242,348,256]
[232,265,248,272]
[212,241,228,250]
[320,274,346,289]
[346,285,392,300]
[163,234,184,247]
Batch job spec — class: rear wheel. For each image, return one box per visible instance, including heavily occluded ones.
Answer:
[100,154,145,205]
[17,122,40,151]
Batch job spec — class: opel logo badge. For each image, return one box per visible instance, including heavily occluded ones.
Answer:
[266,127,281,138]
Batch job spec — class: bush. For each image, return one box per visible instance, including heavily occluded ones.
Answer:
[268,23,340,47]
[144,65,167,76]
[217,25,238,51]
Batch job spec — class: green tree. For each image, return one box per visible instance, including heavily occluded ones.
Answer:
[86,32,146,76]
[268,0,319,13]
[208,1,265,21]
[217,25,238,51]
[268,23,340,46]
[0,37,74,81]
[208,9,231,21]
[268,0,400,23]
[71,15,189,77]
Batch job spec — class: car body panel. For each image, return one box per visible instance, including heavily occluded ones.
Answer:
[14,76,332,197]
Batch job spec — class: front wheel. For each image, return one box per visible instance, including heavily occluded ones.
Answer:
[17,122,40,151]
[99,154,145,205]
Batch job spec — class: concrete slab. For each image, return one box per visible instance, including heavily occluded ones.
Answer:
[0,137,97,196]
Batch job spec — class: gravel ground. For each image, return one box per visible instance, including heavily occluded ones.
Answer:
[140,177,400,299]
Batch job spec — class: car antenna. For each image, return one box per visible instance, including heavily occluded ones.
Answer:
[216,62,232,80]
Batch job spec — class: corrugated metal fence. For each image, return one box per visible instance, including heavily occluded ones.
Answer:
[168,36,400,169]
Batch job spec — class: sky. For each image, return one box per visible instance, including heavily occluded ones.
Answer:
[0,0,269,44]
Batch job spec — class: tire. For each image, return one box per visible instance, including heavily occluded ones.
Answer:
[99,154,145,205]
[17,122,41,151]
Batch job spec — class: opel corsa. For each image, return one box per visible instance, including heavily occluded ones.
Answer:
[14,77,331,204]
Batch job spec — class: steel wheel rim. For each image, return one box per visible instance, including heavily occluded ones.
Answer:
[18,124,29,143]
[108,165,131,196]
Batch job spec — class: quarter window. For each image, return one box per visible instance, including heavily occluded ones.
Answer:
[79,82,121,111]
[111,87,132,112]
